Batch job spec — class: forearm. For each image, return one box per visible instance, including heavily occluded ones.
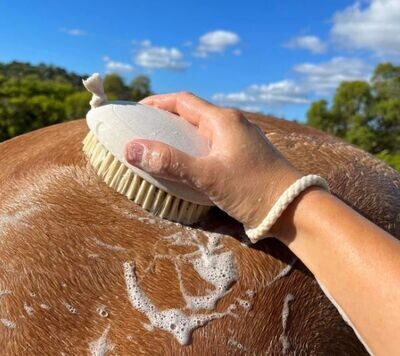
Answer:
[272,188,400,355]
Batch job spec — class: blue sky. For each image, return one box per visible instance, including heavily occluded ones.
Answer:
[1,0,399,120]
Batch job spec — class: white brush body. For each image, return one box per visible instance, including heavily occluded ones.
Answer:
[86,101,212,206]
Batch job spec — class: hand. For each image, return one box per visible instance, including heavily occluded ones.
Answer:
[124,92,302,229]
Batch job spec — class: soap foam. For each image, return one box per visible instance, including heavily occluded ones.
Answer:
[124,261,235,345]
[228,337,247,351]
[97,305,109,318]
[63,302,79,314]
[89,325,115,356]
[0,290,11,297]
[91,237,127,252]
[268,257,297,286]
[1,319,16,329]
[236,298,252,311]
[183,251,236,310]
[122,229,255,345]
[0,207,40,235]
[279,293,294,354]
[164,231,237,311]
[24,302,34,317]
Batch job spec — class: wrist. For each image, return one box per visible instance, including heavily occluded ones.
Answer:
[269,186,330,244]
[245,166,303,228]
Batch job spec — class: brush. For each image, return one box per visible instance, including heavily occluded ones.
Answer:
[82,73,212,224]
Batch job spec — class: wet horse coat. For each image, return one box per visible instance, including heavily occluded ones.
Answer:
[0,115,399,355]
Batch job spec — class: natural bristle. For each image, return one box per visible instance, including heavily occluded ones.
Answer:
[82,131,210,224]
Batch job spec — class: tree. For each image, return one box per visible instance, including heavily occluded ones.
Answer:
[0,61,154,142]
[332,81,375,152]
[64,91,91,119]
[130,75,152,101]
[306,62,400,171]
[103,74,130,100]
[307,99,334,134]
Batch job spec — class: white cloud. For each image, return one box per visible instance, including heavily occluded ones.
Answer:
[294,57,371,94]
[233,49,242,56]
[60,28,86,36]
[284,35,327,54]
[331,0,400,55]
[194,30,240,57]
[212,56,371,110]
[103,56,134,74]
[133,40,188,70]
[213,80,310,110]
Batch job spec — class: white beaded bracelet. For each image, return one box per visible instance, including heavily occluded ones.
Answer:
[245,174,329,243]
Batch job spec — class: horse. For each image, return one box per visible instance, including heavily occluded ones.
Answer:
[0,113,398,355]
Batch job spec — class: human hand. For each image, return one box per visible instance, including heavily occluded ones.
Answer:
[124,92,302,229]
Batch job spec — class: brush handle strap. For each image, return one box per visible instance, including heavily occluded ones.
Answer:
[245,174,329,243]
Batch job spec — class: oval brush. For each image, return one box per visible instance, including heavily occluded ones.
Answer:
[82,73,213,224]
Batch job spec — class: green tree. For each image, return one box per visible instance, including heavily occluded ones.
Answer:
[332,80,375,152]
[64,91,91,119]
[307,99,334,134]
[307,62,400,171]
[0,61,153,141]
[130,75,152,101]
[103,74,130,100]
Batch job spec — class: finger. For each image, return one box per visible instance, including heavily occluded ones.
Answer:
[124,139,206,188]
[140,92,219,127]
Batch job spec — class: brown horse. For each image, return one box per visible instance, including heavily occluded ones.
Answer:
[0,114,398,355]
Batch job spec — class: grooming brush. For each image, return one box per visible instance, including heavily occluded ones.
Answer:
[82,73,212,224]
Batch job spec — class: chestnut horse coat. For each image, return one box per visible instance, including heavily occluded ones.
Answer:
[0,115,399,355]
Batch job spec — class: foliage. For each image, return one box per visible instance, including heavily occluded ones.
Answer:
[307,62,400,171]
[0,61,153,142]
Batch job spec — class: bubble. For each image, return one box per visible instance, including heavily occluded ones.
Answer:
[1,319,16,329]
[24,303,34,316]
[97,305,109,318]
[63,302,78,314]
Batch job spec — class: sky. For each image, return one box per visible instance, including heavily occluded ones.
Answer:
[0,0,399,120]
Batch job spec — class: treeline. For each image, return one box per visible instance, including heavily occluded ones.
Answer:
[307,62,400,171]
[0,61,398,171]
[0,61,152,141]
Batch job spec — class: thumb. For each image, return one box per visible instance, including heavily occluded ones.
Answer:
[124,139,203,187]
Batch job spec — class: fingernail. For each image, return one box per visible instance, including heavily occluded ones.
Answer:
[126,142,144,164]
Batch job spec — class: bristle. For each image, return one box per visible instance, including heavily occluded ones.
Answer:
[118,170,133,195]
[177,200,189,223]
[159,194,173,219]
[82,131,211,224]
[134,179,150,205]
[185,203,196,224]
[151,190,165,215]
[143,184,156,210]
[127,175,141,200]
